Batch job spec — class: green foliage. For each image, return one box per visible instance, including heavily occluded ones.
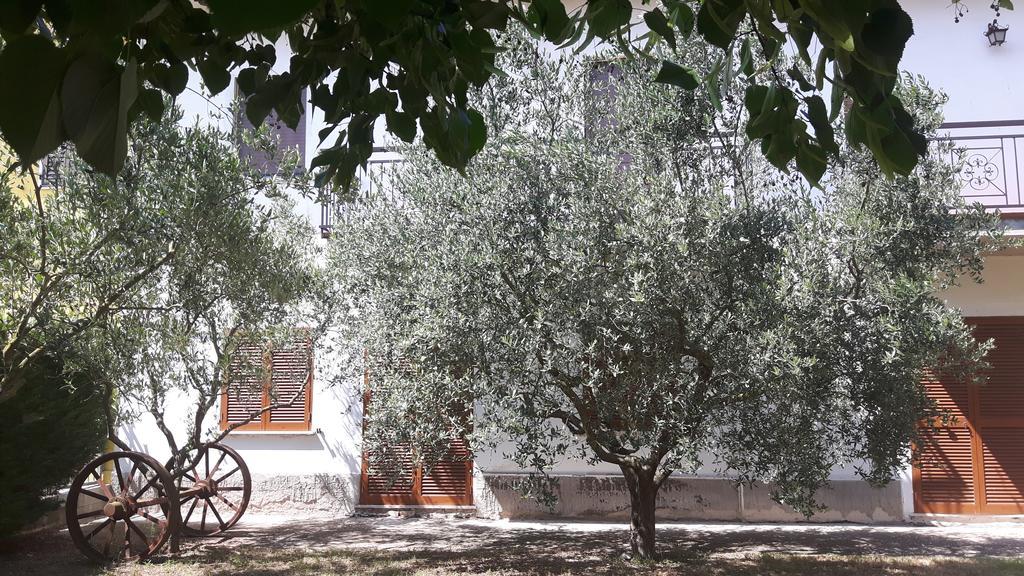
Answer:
[0,351,106,537]
[0,0,988,188]
[330,33,996,554]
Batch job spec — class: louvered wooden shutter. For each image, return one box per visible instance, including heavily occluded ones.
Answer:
[915,317,1024,514]
[419,437,472,500]
[359,356,473,506]
[223,341,266,430]
[221,332,313,432]
[973,320,1024,513]
[267,337,312,430]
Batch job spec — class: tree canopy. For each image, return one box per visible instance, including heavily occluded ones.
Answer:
[328,33,997,559]
[2,0,1007,189]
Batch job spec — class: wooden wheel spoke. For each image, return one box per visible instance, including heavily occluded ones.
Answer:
[204,449,210,479]
[183,497,200,525]
[209,450,228,478]
[214,466,239,484]
[132,474,158,501]
[136,509,165,526]
[134,496,169,508]
[200,501,208,532]
[125,517,150,549]
[91,469,116,500]
[79,487,109,502]
[114,460,126,495]
[207,499,227,529]
[219,486,244,491]
[213,492,238,512]
[182,471,197,483]
[122,520,132,560]
[77,509,105,520]
[124,462,139,496]
[84,518,113,540]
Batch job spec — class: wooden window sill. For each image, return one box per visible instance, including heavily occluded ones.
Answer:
[223,429,319,437]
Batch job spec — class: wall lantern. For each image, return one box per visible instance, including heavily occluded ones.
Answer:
[985,19,1009,46]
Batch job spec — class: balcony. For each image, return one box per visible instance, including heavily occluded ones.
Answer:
[935,119,1024,215]
[318,121,1024,236]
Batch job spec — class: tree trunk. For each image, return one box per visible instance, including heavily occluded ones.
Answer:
[621,463,658,560]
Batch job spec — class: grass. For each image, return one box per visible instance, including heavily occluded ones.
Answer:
[98,548,1024,576]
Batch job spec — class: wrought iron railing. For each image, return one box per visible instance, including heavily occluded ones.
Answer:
[318,120,1024,235]
[934,119,1024,213]
[319,149,405,238]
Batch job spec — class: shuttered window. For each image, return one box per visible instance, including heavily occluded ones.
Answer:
[221,334,313,432]
[359,360,473,506]
[237,88,307,176]
[915,317,1024,514]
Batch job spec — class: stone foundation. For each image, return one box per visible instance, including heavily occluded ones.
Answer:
[248,473,359,515]
[478,474,903,523]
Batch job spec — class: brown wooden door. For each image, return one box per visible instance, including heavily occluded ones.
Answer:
[915,317,1024,514]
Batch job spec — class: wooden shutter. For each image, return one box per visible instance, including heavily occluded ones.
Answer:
[419,438,472,501]
[973,320,1024,514]
[915,317,1024,514]
[359,358,473,506]
[221,333,313,432]
[222,341,266,431]
[267,337,313,430]
[915,426,976,512]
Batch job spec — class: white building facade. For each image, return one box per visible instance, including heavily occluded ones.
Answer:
[124,0,1024,523]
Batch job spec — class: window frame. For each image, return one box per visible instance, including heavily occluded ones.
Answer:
[220,333,314,432]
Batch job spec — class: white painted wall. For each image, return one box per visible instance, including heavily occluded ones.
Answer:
[119,3,1024,516]
[901,0,1022,124]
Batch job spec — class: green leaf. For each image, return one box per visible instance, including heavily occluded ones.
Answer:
[61,55,138,176]
[804,95,837,154]
[796,140,827,186]
[197,57,231,95]
[739,38,754,76]
[385,110,417,144]
[829,63,844,122]
[644,8,676,50]
[674,3,695,38]
[584,0,632,39]
[208,0,319,34]
[856,6,914,76]
[787,67,814,92]
[133,88,165,122]
[0,35,67,165]
[696,0,746,49]
[653,60,700,90]
[166,61,189,96]
[528,0,573,42]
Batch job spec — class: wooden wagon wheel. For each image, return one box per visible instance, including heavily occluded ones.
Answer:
[169,443,251,536]
[66,451,180,563]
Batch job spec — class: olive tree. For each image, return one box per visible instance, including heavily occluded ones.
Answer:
[330,34,996,560]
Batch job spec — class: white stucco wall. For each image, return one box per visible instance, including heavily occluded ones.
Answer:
[114,2,1024,519]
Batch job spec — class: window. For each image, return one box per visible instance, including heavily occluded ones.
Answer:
[236,87,307,176]
[221,333,313,431]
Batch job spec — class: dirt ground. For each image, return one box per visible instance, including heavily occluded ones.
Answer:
[2,514,1024,575]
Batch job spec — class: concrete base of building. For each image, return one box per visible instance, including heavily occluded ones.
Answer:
[248,473,360,515]
[476,473,904,523]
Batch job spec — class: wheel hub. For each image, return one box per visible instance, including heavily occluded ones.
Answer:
[191,478,218,498]
[103,498,135,520]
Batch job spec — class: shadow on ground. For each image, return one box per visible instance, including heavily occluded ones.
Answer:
[3,516,1024,576]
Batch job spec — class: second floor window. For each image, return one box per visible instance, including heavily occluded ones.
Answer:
[236,87,307,176]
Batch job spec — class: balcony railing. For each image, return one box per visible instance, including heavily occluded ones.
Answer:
[935,119,1024,213]
[319,150,405,238]
[319,120,1024,235]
